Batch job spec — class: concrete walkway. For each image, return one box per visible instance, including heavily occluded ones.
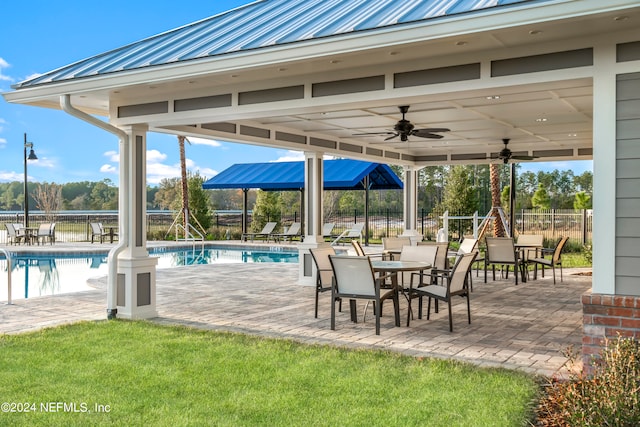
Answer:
[0,241,591,378]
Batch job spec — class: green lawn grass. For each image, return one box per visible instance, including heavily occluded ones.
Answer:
[0,321,539,426]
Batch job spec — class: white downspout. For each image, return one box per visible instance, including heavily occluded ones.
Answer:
[60,94,128,319]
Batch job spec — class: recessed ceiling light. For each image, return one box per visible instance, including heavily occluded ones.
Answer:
[536,118,548,122]
[568,133,578,137]
[486,95,501,100]
[614,15,629,22]
[529,30,543,35]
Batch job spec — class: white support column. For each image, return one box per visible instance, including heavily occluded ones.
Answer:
[116,125,158,318]
[298,151,326,285]
[400,166,422,244]
[591,44,617,295]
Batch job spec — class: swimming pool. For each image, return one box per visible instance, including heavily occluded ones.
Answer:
[0,245,298,301]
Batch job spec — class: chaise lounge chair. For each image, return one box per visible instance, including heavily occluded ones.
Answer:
[331,223,365,245]
[242,221,278,242]
[273,222,302,242]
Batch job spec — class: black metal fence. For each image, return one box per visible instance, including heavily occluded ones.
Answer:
[0,208,593,246]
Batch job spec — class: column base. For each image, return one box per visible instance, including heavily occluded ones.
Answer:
[582,292,640,375]
[116,255,158,319]
[298,238,330,286]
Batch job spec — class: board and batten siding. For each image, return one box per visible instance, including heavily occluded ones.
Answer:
[616,72,640,296]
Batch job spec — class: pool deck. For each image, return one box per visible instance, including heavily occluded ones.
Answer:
[0,241,591,378]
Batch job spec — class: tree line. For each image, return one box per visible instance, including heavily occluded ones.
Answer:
[0,163,593,224]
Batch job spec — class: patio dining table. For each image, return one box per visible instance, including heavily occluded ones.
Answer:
[370,260,432,327]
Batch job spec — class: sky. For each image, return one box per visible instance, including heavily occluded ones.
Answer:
[0,0,592,187]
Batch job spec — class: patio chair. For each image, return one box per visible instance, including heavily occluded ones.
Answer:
[322,223,336,241]
[350,240,383,259]
[36,223,56,245]
[531,236,569,284]
[398,244,439,298]
[407,252,476,331]
[331,223,365,245]
[309,246,341,318]
[242,221,278,242]
[90,222,109,243]
[416,241,450,286]
[484,237,525,285]
[454,237,483,282]
[382,236,411,260]
[5,223,26,245]
[329,255,400,335]
[515,234,544,262]
[273,222,301,242]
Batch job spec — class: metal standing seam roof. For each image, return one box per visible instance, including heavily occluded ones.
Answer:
[15,0,533,89]
[202,159,404,191]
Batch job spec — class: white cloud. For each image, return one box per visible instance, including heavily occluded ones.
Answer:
[0,171,23,181]
[100,164,117,173]
[0,137,6,145]
[147,149,167,162]
[104,150,119,162]
[194,167,218,178]
[99,147,217,184]
[147,163,182,185]
[187,136,222,147]
[30,157,56,168]
[271,150,305,162]
[0,57,11,83]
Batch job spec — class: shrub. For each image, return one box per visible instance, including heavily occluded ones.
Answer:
[583,244,593,264]
[536,335,640,426]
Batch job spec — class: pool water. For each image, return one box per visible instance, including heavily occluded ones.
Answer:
[0,246,298,301]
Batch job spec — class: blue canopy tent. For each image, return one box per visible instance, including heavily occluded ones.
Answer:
[202,159,403,243]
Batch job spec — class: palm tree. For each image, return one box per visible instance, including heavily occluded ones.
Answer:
[178,135,190,239]
[490,163,506,237]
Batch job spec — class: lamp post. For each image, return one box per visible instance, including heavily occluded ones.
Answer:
[23,133,37,227]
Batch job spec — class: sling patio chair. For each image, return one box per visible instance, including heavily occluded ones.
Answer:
[242,221,278,242]
[309,246,341,318]
[531,236,570,284]
[5,223,26,245]
[416,241,450,285]
[329,255,400,335]
[484,237,526,285]
[322,223,336,241]
[382,236,412,260]
[90,222,110,243]
[36,223,56,245]
[331,223,365,245]
[273,222,301,242]
[407,252,477,331]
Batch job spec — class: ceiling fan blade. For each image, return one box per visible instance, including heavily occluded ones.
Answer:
[413,128,449,139]
[413,132,444,139]
[415,127,450,133]
[384,133,400,141]
[353,131,396,136]
[511,155,536,161]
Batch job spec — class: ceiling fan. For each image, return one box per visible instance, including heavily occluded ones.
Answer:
[354,105,450,142]
[494,138,537,164]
